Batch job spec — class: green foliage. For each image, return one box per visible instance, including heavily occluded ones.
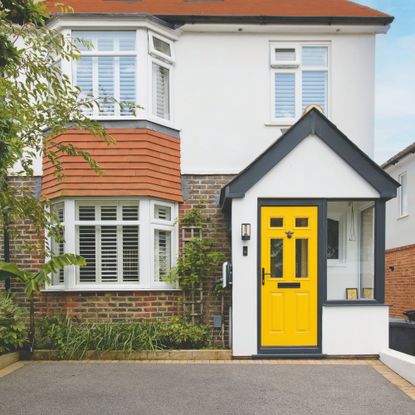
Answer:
[168,239,225,289]
[0,292,28,354]
[0,254,86,298]
[0,2,116,255]
[180,206,205,227]
[35,315,210,359]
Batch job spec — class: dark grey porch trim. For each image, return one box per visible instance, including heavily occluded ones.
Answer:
[220,109,399,211]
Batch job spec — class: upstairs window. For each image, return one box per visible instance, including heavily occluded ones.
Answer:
[270,44,329,123]
[149,33,173,121]
[73,31,137,117]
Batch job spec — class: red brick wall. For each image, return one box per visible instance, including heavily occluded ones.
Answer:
[2,174,235,346]
[385,244,415,318]
[180,174,234,344]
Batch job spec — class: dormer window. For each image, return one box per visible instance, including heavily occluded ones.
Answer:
[270,43,329,124]
[71,29,175,123]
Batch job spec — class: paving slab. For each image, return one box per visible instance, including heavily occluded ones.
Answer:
[0,362,414,415]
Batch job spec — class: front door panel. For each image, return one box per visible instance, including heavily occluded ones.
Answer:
[261,206,318,347]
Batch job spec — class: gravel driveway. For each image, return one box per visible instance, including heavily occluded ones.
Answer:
[0,362,414,415]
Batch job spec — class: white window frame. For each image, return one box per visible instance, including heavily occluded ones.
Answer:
[149,57,173,123]
[148,32,175,63]
[72,30,138,119]
[68,28,176,126]
[398,172,408,218]
[44,198,178,292]
[269,42,330,125]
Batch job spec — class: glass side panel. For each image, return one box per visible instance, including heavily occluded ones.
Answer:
[360,206,375,299]
[270,239,283,278]
[295,218,308,227]
[274,72,295,118]
[327,218,339,259]
[153,37,171,56]
[296,239,308,278]
[270,218,283,228]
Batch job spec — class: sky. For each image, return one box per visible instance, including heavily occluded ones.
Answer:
[357,0,415,163]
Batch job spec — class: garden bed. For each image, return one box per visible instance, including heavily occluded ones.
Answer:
[29,349,232,361]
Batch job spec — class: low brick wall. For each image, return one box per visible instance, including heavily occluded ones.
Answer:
[385,244,415,318]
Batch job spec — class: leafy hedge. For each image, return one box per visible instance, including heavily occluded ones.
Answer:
[35,315,210,359]
[0,293,28,354]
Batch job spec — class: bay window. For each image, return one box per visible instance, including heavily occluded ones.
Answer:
[326,201,378,301]
[270,43,329,123]
[71,30,174,122]
[47,198,178,291]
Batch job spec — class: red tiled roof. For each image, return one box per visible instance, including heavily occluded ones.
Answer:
[47,0,390,19]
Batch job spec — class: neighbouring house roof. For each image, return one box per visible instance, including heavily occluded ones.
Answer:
[220,108,399,211]
[382,142,415,170]
[42,129,183,202]
[46,0,393,26]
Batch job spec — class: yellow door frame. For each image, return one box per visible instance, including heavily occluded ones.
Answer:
[257,199,324,356]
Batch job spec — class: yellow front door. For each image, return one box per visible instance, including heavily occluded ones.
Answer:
[260,206,318,347]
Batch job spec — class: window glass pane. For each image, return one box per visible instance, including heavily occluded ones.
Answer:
[78,206,96,221]
[153,37,171,56]
[295,218,308,227]
[75,57,93,103]
[122,205,139,221]
[302,47,328,67]
[79,226,96,282]
[275,48,296,62]
[270,239,283,278]
[122,226,139,282]
[327,219,339,260]
[270,218,283,227]
[274,72,295,118]
[98,56,115,115]
[302,71,327,113]
[100,206,117,221]
[152,63,170,119]
[119,56,136,115]
[155,204,172,221]
[296,239,308,278]
[73,31,136,52]
[360,206,374,299]
[154,230,172,281]
[400,173,408,216]
[327,201,375,300]
[100,226,118,282]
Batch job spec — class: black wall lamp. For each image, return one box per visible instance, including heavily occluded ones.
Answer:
[241,223,251,241]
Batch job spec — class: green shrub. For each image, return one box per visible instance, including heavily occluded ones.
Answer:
[0,292,28,354]
[35,315,210,359]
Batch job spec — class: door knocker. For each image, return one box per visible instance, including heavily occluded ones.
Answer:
[285,231,294,239]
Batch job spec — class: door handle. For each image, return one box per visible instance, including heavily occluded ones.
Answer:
[262,268,272,285]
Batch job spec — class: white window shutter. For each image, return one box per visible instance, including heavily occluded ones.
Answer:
[119,56,136,115]
[122,226,139,282]
[154,230,172,282]
[79,226,97,282]
[100,226,118,282]
[274,72,296,119]
[152,63,170,120]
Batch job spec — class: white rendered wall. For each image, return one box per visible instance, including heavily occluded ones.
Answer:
[175,30,376,174]
[385,154,415,249]
[231,134,380,356]
[322,306,389,355]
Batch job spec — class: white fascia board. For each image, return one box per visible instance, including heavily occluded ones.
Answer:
[180,23,391,35]
[48,16,180,40]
